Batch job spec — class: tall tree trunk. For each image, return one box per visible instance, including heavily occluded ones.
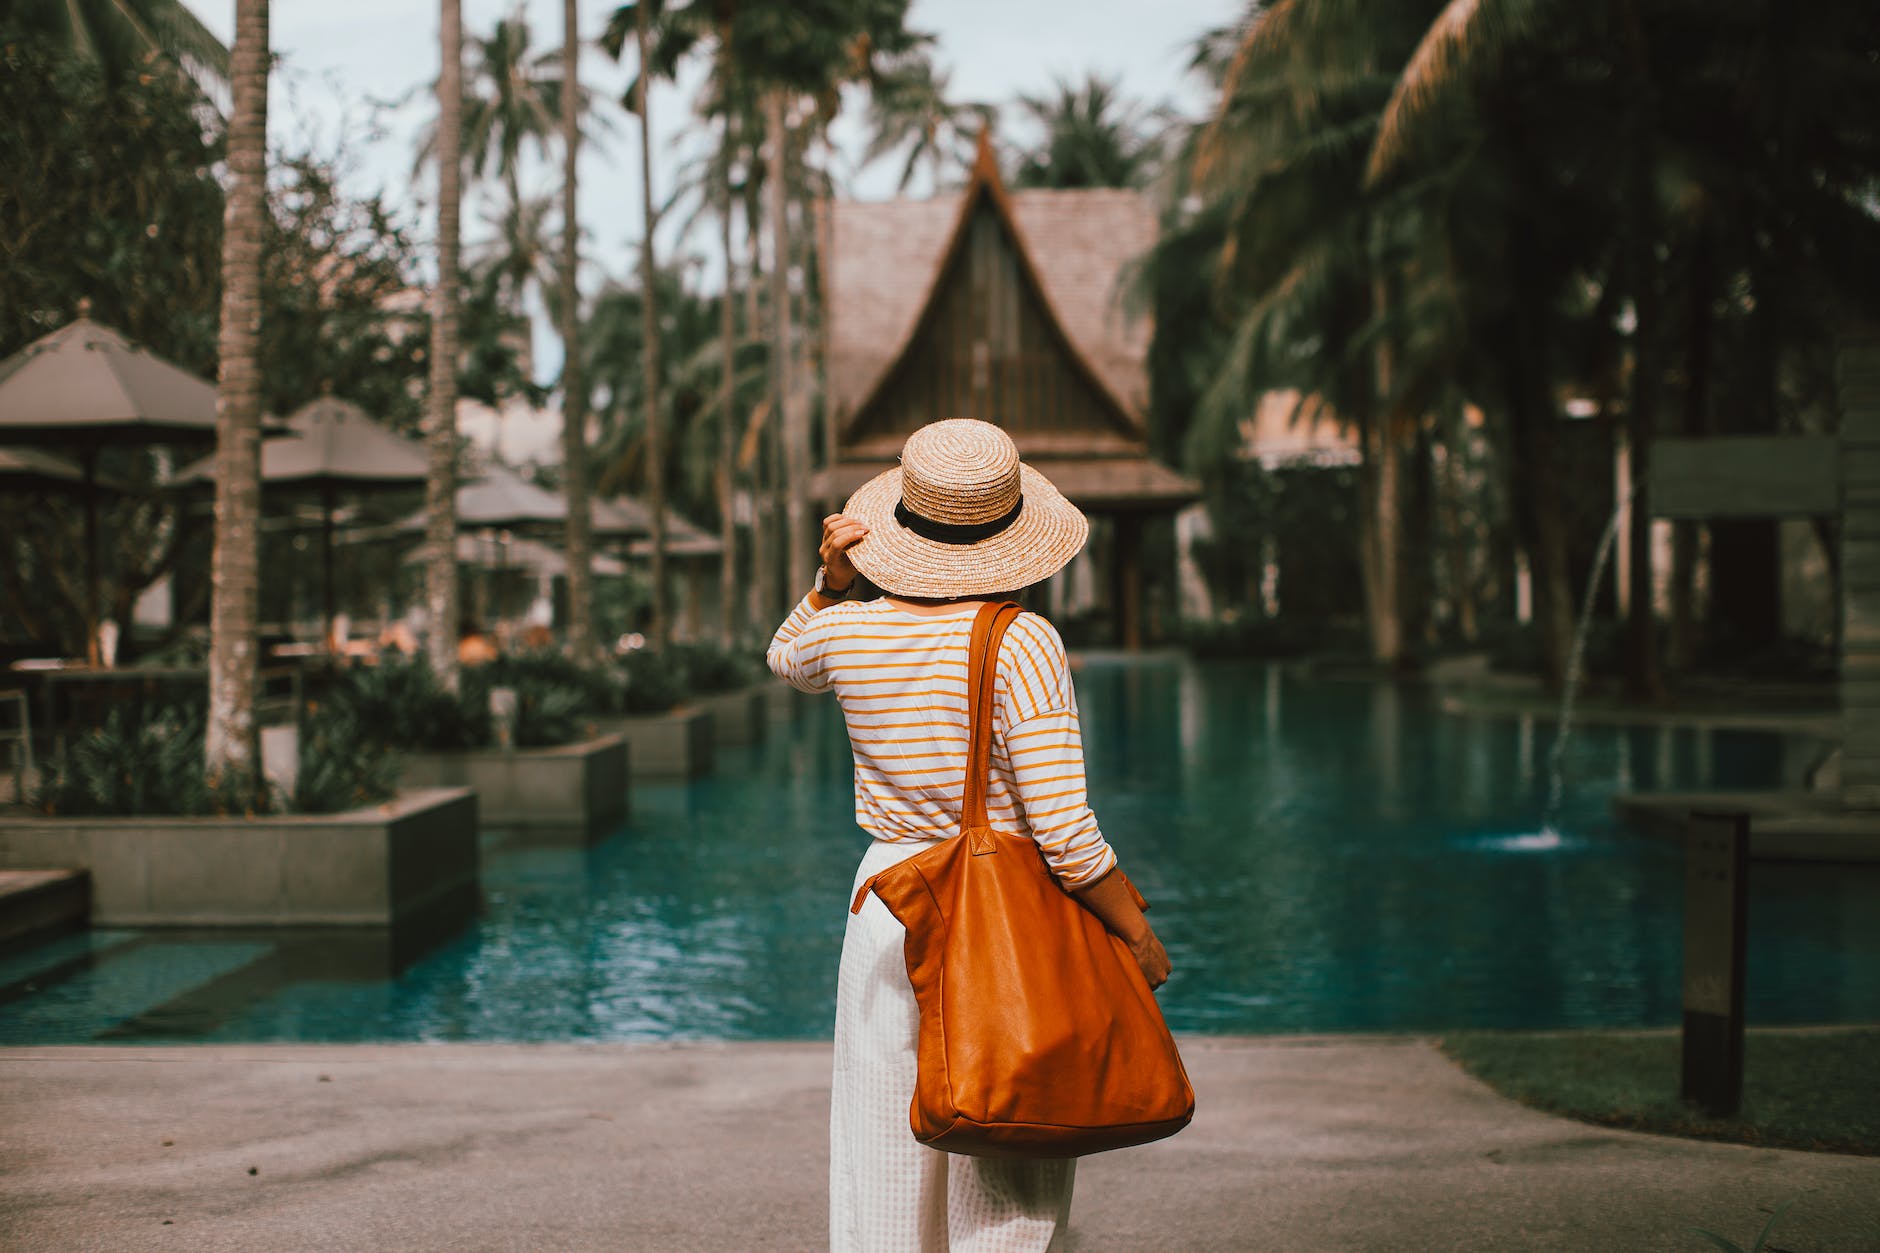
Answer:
[1528,422,1576,692]
[1620,0,1666,703]
[503,162,532,383]
[1669,213,1713,673]
[718,96,740,647]
[425,0,464,691]
[1707,248,1784,654]
[743,175,774,632]
[205,0,269,787]
[637,1,668,648]
[1360,257,1403,670]
[767,90,809,604]
[1405,411,1437,650]
[1495,332,1572,691]
[1623,247,1664,701]
[1439,395,1481,644]
[558,0,595,662]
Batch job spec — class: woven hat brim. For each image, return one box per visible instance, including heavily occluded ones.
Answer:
[842,462,1090,598]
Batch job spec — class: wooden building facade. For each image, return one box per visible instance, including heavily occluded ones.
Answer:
[815,138,1196,646]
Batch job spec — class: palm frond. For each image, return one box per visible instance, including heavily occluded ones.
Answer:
[1368,0,1551,186]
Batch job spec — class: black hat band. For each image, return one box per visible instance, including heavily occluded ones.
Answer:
[894,495,1025,544]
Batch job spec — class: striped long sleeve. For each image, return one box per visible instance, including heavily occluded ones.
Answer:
[766,591,845,693]
[765,598,1117,890]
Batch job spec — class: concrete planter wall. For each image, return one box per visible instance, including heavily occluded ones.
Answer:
[0,788,478,933]
[401,734,628,839]
[591,708,713,780]
[688,686,770,748]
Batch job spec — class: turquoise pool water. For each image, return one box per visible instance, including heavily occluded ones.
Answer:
[3,661,1875,1043]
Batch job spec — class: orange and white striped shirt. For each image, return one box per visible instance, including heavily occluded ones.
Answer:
[767,594,1118,889]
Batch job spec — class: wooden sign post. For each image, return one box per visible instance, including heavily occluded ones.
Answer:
[1681,809,1749,1116]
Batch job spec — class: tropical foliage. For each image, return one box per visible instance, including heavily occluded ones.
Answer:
[0,24,524,660]
[4,0,226,87]
[1136,0,1880,684]
[1009,73,1165,191]
[0,28,223,370]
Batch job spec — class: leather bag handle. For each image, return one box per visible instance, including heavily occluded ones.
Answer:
[961,601,1024,853]
[850,600,1021,914]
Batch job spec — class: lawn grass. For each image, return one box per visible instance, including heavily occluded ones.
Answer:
[1439,1027,1880,1156]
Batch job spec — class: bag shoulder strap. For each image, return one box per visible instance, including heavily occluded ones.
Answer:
[961,601,1024,850]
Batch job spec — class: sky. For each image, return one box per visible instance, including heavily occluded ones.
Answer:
[194,0,1241,382]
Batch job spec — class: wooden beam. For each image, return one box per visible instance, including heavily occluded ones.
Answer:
[1114,513,1144,651]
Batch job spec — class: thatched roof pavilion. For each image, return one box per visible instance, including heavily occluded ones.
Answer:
[815,136,1195,644]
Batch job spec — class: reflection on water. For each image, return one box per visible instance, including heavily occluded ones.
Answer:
[1,661,1874,1043]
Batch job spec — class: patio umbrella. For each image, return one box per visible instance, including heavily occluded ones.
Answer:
[390,463,651,537]
[0,310,226,662]
[402,533,629,578]
[175,394,428,648]
[378,464,659,636]
[626,510,723,559]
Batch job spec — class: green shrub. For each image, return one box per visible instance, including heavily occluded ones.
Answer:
[321,656,614,752]
[34,703,272,817]
[327,659,489,750]
[485,650,625,716]
[617,649,685,713]
[294,700,401,814]
[505,679,586,747]
[666,641,761,695]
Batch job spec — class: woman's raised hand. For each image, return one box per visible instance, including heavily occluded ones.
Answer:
[820,513,870,590]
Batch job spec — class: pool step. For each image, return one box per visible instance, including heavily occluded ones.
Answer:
[0,869,91,949]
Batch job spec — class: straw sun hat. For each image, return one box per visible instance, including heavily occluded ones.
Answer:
[842,418,1089,599]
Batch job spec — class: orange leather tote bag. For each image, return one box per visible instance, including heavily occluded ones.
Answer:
[850,601,1195,1158]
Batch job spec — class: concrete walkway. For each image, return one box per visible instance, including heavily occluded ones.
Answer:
[2,1036,1876,1252]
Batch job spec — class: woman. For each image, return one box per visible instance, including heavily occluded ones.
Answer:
[766,419,1172,1252]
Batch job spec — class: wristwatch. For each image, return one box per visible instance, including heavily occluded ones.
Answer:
[815,566,853,599]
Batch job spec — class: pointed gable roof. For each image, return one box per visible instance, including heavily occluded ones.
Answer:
[822,135,1156,438]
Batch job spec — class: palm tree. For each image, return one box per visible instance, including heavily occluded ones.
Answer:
[10,0,227,87]
[1010,73,1163,191]
[1167,1,1438,670]
[414,10,613,216]
[415,9,609,361]
[862,56,993,192]
[1365,0,1664,695]
[557,0,597,663]
[601,0,928,615]
[773,1,930,604]
[204,0,268,787]
[716,101,743,646]
[631,0,671,648]
[588,261,766,518]
[426,0,466,689]
[468,190,559,371]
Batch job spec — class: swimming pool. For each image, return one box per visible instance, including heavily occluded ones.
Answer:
[2,660,1874,1043]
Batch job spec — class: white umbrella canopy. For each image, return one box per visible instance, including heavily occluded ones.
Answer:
[174,393,431,489]
[173,393,431,647]
[402,533,628,578]
[0,309,233,663]
[0,314,221,444]
[390,462,649,537]
[626,509,723,559]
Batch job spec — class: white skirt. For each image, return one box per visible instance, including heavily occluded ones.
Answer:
[831,836,1075,1253]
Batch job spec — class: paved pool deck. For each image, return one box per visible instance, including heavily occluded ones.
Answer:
[3,1036,1876,1252]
